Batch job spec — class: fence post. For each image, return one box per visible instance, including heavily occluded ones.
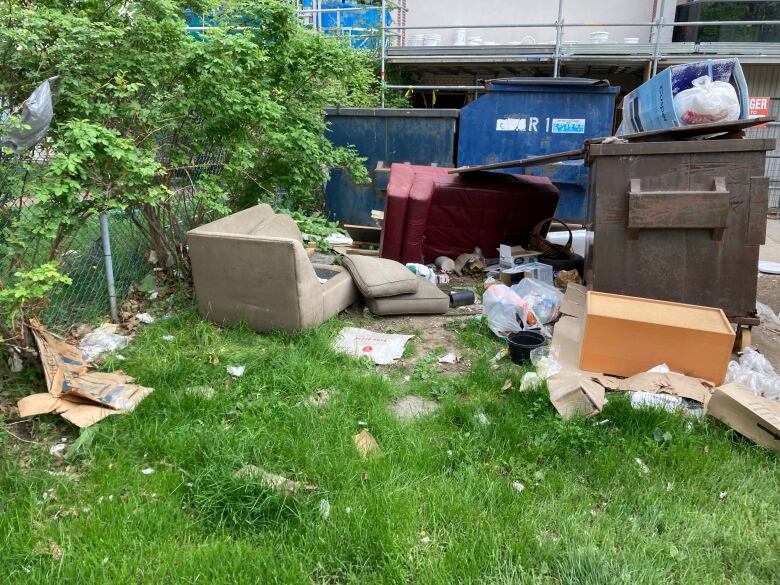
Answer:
[99,212,120,322]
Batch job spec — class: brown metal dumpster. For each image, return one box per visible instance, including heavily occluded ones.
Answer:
[584,138,776,345]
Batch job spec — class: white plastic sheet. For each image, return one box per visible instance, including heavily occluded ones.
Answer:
[482,285,541,337]
[725,348,780,400]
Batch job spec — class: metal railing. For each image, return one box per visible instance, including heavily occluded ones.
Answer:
[292,1,780,105]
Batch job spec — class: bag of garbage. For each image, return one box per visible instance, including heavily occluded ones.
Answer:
[673,75,740,126]
[482,284,541,337]
[0,76,60,154]
[511,277,564,325]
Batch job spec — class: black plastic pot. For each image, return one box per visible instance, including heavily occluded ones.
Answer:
[507,331,546,365]
[538,251,584,275]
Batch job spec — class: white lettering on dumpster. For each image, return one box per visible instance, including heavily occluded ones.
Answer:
[496,118,527,131]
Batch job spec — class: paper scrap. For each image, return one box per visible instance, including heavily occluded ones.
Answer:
[353,429,380,458]
[334,327,413,365]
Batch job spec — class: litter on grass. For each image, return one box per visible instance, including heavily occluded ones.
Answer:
[519,372,542,391]
[135,313,155,324]
[79,324,130,363]
[334,327,413,365]
[226,365,245,378]
[17,320,153,428]
[635,458,651,475]
[234,465,317,495]
[318,499,331,520]
[437,353,459,365]
[353,429,380,458]
[630,391,683,412]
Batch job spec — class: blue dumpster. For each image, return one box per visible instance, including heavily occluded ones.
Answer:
[325,108,459,225]
[457,78,620,221]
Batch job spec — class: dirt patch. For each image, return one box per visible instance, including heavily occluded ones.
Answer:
[389,395,441,421]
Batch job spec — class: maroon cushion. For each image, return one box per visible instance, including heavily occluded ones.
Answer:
[381,164,448,262]
[421,173,559,262]
[400,175,436,264]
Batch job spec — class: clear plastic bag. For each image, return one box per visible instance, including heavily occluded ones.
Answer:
[724,347,780,400]
[673,75,740,126]
[510,277,564,324]
[482,284,541,337]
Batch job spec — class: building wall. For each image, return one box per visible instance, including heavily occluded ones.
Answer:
[402,0,677,45]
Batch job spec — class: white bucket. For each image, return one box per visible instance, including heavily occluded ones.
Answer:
[453,28,467,46]
[590,31,609,44]
[623,37,639,44]
[423,33,441,47]
[407,34,424,47]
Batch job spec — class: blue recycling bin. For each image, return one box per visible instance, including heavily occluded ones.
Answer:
[324,108,459,225]
[457,78,620,221]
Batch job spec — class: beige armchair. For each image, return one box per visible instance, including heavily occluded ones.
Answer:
[187,204,358,332]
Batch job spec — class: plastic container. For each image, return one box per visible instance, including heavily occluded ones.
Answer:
[507,331,546,364]
[453,28,467,46]
[408,34,424,47]
[449,290,475,307]
[590,31,609,44]
[624,37,639,44]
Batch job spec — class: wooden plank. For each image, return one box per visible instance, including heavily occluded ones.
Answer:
[343,224,381,245]
[747,176,770,247]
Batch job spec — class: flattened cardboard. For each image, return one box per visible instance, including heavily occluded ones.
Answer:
[547,372,605,418]
[30,319,88,396]
[603,372,714,404]
[707,383,780,453]
[19,321,152,427]
[17,393,117,428]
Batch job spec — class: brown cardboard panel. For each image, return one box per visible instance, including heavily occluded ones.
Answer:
[579,291,735,384]
[707,383,780,453]
[547,372,605,419]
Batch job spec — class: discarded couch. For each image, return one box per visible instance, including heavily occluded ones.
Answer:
[381,163,560,264]
[341,254,450,316]
[188,204,359,332]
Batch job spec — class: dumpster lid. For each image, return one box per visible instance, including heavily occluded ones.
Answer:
[484,77,612,90]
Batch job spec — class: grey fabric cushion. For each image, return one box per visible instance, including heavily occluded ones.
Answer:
[366,277,450,316]
[341,255,419,299]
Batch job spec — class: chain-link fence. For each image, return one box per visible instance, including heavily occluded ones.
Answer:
[41,210,149,332]
[2,204,150,334]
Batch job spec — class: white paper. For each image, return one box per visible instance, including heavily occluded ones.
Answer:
[333,327,413,365]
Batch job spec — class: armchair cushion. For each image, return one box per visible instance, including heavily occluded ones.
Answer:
[341,255,419,299]
[365,277,449,316]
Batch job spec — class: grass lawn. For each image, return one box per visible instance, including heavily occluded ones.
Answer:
[1,308,778,584]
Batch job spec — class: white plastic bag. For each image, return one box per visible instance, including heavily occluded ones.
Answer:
[511,277,564,324]
[482,285,541,337]
[724,347,780,400]
[673,75,740,126]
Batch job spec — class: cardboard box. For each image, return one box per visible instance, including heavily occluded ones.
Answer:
[579,292,735,385]
[498,244,538,270]
[707,383,780,453]
[618,58,749,134]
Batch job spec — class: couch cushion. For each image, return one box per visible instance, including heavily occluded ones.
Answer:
[341,255,419,299]
[365,277,449,316]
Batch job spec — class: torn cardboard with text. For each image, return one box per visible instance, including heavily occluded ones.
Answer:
[17,320,153,427]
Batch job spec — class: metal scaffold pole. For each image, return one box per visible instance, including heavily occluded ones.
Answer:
[651,0,666,76]
[553,0,564,78]
[380,0,387,107]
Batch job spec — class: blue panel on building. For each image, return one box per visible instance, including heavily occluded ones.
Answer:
[457,78,619,221]
[324,108,459,225]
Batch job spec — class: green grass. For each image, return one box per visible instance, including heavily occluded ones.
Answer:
[1,309,778,584]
